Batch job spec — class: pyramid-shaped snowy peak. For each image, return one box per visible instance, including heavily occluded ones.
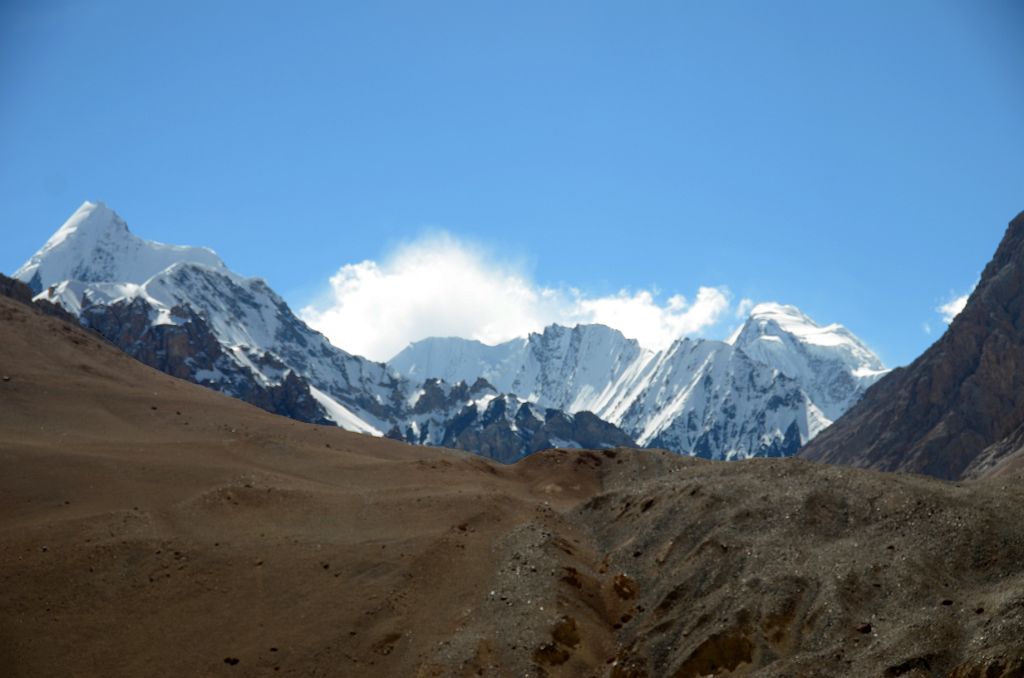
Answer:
[15,201,224,292]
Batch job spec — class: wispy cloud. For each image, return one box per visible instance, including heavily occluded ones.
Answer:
[735,298,755,319]
[300,232,732,361]
[937,290,972,324]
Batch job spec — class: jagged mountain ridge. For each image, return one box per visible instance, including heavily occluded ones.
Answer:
[12,202,632,461]
[801,210,1024,480]
[390,304,887,459]
[395,377,634,463]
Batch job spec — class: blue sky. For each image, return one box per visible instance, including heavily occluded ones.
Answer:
[2,0,1022,364]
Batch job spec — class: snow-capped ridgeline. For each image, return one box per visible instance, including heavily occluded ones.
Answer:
[15,201,887,461]
[389,323,657,415]
[390,304,889,459]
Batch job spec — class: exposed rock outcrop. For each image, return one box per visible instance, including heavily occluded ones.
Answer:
[80,295,332,425]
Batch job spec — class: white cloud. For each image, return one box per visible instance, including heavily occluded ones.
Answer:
[569,286,731,350]
[937,292,970,324]
[300,233,732,361]
[735,298,755,319]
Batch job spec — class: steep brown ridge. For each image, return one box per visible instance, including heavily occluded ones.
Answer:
[801,210,1024,480]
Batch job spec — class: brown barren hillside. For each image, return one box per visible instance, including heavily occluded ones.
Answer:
[2,294,1024,677]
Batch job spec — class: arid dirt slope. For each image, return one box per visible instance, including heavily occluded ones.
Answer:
[2,295,1024,677]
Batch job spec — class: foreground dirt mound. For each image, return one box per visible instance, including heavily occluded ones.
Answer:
[570,456,1024,677]
[2,295,1024,677]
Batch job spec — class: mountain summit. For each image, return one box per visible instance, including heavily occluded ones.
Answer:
[15,201,224,295]
[802,210,1024,480]
[729,302,888,422]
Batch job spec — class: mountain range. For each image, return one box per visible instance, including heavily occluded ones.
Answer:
[12,200,888,461]
[391,304,887,458]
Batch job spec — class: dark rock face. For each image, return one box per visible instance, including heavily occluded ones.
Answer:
[388,377,637,461]
[79,296,331,425]
[411,378,492,416]
[436,398,636,464]
[534,409,635,452]
[801,211,1024,480]
[0,274,79,324]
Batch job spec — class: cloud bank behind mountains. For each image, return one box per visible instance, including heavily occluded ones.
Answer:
[300,233,732,361]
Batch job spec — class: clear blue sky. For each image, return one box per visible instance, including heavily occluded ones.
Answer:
[2,0,1022,366]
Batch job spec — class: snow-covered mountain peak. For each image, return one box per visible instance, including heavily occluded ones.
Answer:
[15,201,225,293]
[33,201,127,251]
[747,301,813,324]
[725,301,887,425]
[734,302,885,370]
[740,303,853,348]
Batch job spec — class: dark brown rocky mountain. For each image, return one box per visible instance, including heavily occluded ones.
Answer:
[802,210,1024,480]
